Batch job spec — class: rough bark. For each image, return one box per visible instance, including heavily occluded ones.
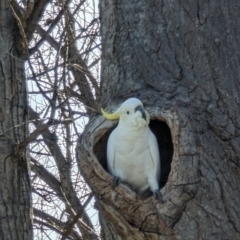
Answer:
[77,0,240,239]
[0,1,32,239]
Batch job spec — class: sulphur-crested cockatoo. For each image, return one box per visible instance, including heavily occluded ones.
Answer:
[101,98,163,202]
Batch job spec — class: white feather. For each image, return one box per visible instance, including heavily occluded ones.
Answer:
[106,98,160,194]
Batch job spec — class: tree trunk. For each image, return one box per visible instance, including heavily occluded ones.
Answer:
[77,0,240,239]
[0,1,32,239]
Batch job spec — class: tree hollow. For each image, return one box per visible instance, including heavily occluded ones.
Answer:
[93,119,173,195]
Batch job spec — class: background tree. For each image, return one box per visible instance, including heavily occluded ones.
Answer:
[25,0,101,238]
[2,0,102,239]
[77,0,240,239]
[0,1,32,239]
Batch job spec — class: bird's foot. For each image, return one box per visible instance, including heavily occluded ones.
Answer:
[153,189,164,204]
[112,177,121,188]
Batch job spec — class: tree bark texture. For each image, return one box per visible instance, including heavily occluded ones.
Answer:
[0,1,32,239]
[78,0,240,239]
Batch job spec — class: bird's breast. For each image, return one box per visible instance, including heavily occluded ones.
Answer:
[113,143,154,192]
[115,139,147,155]
[108,127,155,192]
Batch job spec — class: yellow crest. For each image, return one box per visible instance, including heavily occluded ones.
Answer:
[101,108,120,120]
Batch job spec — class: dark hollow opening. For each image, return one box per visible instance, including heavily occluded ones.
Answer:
[149,120,173,188]
[94,119,173,190]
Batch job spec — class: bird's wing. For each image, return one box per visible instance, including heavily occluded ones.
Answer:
[107,131,117,176]
[148,131,160,182]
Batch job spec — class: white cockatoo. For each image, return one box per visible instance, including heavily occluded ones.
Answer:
[101,98,163,202]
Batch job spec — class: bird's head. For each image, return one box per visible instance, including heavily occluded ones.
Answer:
[101,98,150,129]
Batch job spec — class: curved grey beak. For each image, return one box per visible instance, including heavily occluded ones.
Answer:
[135,105,146,121]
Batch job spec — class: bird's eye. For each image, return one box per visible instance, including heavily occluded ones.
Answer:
[127,111,130,114]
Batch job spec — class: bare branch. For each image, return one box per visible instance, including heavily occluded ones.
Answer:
[31,158,63,201]
[61,194,93,240]
[25,1,101,238]
[26,0,52,41]
[34,208,82,239]
[29,107,98,239]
